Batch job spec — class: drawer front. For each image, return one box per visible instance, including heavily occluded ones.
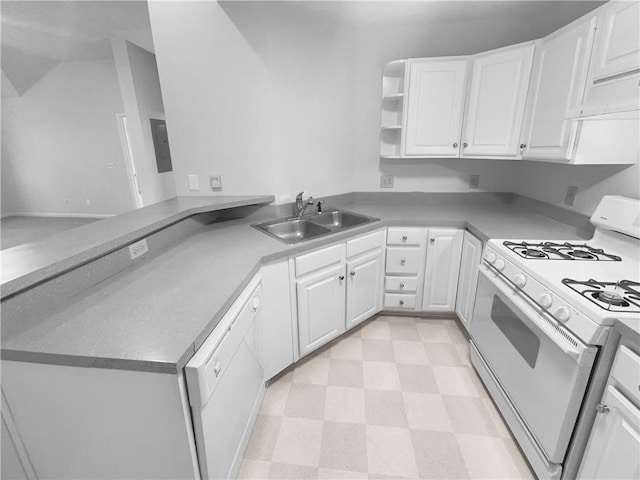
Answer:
[295,243,344,277]
[611,345,640,405]
[384,293,416,310]
[385,247,421,274]
[387,227,426,246]
[347,230,385,258]
[385,276,417,292]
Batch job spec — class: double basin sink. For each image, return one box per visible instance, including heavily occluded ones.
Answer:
[252,210,379,244]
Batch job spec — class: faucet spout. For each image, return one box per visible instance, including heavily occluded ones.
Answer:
[295,191,313,218]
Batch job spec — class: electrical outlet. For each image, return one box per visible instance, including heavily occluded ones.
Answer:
[187,174,199,191]
[86,199,91,206]
[106,162,115,170]
[209,175,222,191]
[469,175,480,189]
[565,186,578,206]
[380,175,394,188]
[128,239,149,260]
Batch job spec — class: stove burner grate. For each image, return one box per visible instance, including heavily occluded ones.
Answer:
[563,279,640,313]
[504,241,622,261]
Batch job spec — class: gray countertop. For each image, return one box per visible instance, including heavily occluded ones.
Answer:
[1,199,588,374]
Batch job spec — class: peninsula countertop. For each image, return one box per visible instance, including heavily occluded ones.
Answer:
[1,198,588,373]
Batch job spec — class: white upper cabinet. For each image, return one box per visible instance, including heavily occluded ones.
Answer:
[461,42,534,158]
[403,58,468,157]
[581,0,640,116]
[520,15,597,161]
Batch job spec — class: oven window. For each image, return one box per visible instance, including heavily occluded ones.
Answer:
[490,296,540,368]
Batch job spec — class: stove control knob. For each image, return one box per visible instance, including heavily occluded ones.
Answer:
[555,307,571,323]
[513,274,527,287]
[495,259,505,271]
[539,294,553,309]
[485,252,497,264]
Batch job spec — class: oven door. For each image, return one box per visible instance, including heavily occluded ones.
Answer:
[470,264,597,464]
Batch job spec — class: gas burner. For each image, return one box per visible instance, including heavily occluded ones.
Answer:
[563,279,640,313]
[503,241,622,261]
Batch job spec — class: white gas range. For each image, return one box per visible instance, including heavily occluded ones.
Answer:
[469,196,640,480]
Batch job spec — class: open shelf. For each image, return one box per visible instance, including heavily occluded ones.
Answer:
[380,59,407,158]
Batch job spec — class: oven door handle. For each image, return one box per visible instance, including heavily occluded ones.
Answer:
[479,265,590,366]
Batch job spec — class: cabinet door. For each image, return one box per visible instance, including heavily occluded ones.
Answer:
[454,231,483,331]
[403,58,468,157]
[297,264,346,357]
[578,386,640,479]
[521,16,596,161]
[423,229,464,311]
[461,43,534,157]
[346,248,383,329]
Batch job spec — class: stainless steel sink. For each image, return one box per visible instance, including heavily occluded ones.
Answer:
[252,209,379,244]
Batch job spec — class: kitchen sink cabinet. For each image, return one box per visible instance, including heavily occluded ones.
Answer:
[346,248,384,329]
[455,230,483,331]
[422,229,464,312]
[461,42,534,158]
[403,58,468,157]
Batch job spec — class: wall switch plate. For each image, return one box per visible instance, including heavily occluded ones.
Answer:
[469,175,480,189]
[380,175,394,188]
[209,175,222,191]
[128,239,148,260]
[565,186,578,206]
[187,174,199,191]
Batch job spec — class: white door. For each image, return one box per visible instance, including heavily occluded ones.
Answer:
[423,229,464,311]
[578,386,640,479]
[455,231,483,331]
[297,264,346,356]
[589,1,640,80]
[521,16,597,161]
[461,42,534,157]
[403,58,468,157]
[346,248,383,329]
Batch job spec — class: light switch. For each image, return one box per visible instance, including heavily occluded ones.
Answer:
[188,174,199,191]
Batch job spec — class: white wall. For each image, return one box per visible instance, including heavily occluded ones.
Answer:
[1,60,134,216]
[111,38,176,206]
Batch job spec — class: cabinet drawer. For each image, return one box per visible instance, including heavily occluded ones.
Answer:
[385,247,421,274]
[387,227,426,246]
[385,276,417,292]
[384,293,416,310]
[347,230,385,258]
[611,345,640,405]
[295,243,344,277]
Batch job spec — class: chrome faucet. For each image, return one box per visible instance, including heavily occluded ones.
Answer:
[295,191,314,218]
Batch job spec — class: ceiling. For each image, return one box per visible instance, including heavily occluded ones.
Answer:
[1,1,154,95]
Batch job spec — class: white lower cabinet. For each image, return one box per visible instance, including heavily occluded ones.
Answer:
[422,229,464,311]
[384,227,427,310]
[346,248,384,328]
[455,231,483,331]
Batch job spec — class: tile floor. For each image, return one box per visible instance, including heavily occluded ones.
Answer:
[239,315,535,480]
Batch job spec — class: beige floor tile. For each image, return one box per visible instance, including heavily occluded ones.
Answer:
[411,430,470,479]
[443,395,499,436]
[318,468,367,479]
[319,421,368,472]
[366,425,419,478]
[328,359,364,387]
[482,397,512,438]
[445,322,469,344]
[425,343,464,366]
[397,364,439,393]
[237,459,271,480]
[261,381,291,416]
[432,366,481,397]
[455,342,471,366]
[389,321,420,341]
[456,433,527,479]
[244,415,282,461]
[324,386,366,424]
[363,361,401,391]
[466,366,490,398]
[362,338,395,362]
[268,462,319,479]
[293,357,331,385]
[272,417,323,467]
[392,340,429,365]
[359,319,391,340]
[364,389,408,427]
[284,383,327,420]
[502,437,536,479]
[417,323,453,343]
[330,336,364,360]
[403,392,453,432]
